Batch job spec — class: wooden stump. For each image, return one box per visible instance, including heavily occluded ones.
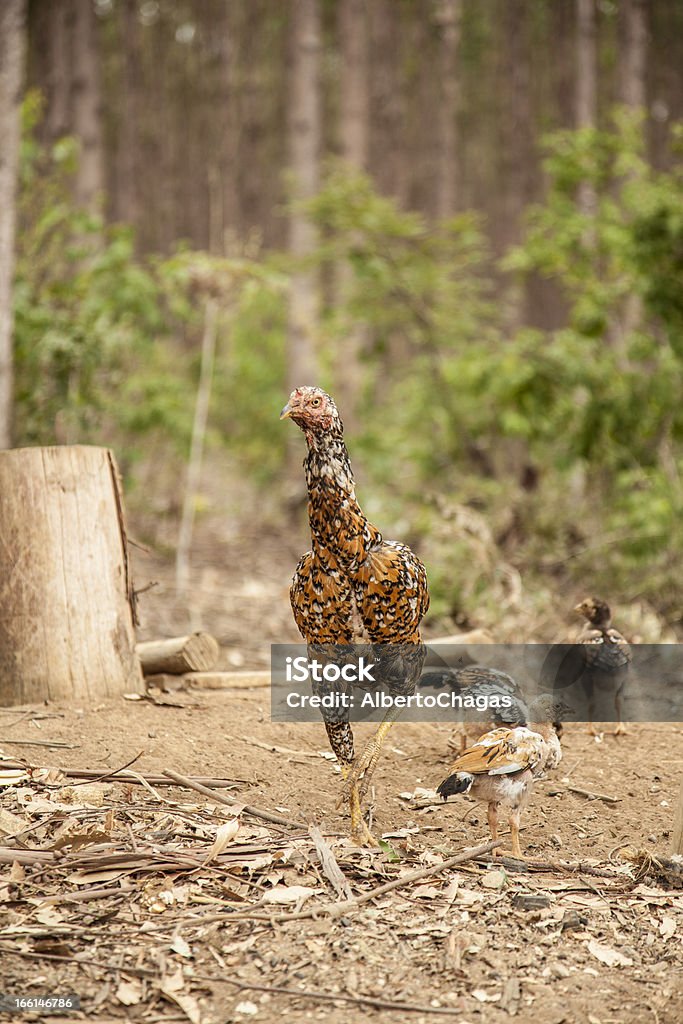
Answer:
[0,445,144,704]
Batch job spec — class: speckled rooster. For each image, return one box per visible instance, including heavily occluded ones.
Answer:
[281,385,430,844]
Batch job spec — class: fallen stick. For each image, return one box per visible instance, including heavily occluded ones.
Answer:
[183,670,271,689]
[0,739,79,748]
[65,767,246,790]
[566,785,621,804]
[162,768,306,829]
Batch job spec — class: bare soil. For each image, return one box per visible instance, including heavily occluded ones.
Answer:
[1,690,683,1024]
[2,484,683,1022]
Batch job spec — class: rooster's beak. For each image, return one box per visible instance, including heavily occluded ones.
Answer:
[280,402,294,420]
[573,603,584,614]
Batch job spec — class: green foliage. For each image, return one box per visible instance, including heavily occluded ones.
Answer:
[301,131,683,620]
[12,95,683,624]
[305,164,496,482]
[14,92,189,459]
[494,110,683,612]
[13,96,286,485]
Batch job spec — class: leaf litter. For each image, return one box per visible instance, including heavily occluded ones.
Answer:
[2,716,683,1023]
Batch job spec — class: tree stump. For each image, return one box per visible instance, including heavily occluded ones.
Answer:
[0,445,143,704]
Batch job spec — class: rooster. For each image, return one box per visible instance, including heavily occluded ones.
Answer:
[281,385,429,845]
[436,695,570,858]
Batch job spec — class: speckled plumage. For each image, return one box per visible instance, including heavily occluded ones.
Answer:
[282,386,429,842]
[575,597,632,736]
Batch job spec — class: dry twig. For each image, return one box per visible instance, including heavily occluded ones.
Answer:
[162,768,305,828]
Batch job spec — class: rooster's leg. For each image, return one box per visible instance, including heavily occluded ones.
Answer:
[342,708,401,807]
[325,721,377,846]
[487,802,500,856]
[613,694,628,736]
[342,767,379,847]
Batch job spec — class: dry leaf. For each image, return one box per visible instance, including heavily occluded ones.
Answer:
[0,807,26,834]
[235,1001,259,1015]
[66,868,128,885]
[587,940,634,968]
[168,991,201,1024]
[204,818,240,864]
[481,869,507,890]
[159,969,201,1024]
[412,884,444,899]
[171,934,193,958]
[659,916,676,940]
[472,989,501,1002]
[262,885,321,905]
[35,906,64,927]
[116,979,143,1006]
[9,861,25,882]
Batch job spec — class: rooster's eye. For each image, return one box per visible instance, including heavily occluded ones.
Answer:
[311,397,321,407]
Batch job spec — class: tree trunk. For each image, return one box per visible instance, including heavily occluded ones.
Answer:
[434,0,462,219]
[368,0,407,207]
[286,0,321,392]
[42,0,71,142]
[621,0,648,109]
[116,0,142,229]
[70,0,105,212]
[576,0,597,217]
[0,446,143,705]
[335,0,369,432]
[339,0,369,168]
[497,0,534,326]
[0,0,26,452]
[619,0,648,345]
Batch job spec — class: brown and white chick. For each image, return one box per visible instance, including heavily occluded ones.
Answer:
[436,696,570,858]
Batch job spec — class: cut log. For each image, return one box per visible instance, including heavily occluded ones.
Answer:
[0,446,143,705]
[136,633,219,675]
[146,670,270,691]
[184,670,270,689]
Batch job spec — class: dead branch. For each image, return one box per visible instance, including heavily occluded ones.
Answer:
[162,767,306,828]
[566,786,621,804]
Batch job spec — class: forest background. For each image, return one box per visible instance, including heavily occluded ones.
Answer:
[1,0,683,654]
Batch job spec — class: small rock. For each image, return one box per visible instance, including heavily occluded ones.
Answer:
[548,961,571,979]
[481,869,507,890]
[235,1001,259,1015]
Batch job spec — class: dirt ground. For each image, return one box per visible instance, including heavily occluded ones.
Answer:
[2,688,683,1024]
[2,481,683,1022]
